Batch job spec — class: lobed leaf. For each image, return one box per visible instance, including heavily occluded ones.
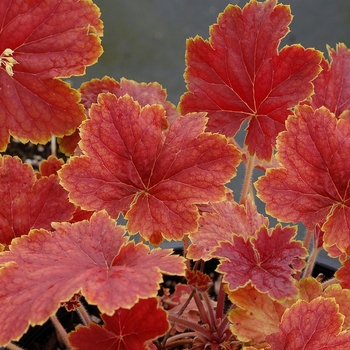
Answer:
[68,298,169,350]
[59,77,179,154]
[0,155,75,246]
[0,0,103,150]
[309,44,350,119]
[179,0,322,160]
[334,260,350,320]
[227,283,284,344]
[255,105,350,253]
[0,211,185,345]
[214,225,307,300]
[59,94,241,245]
[37,155,65,177]
[267,297,350,349]
[323,284,350,330]
[227,279,350,346]
[188,195,268,260]
[185,269,212,292]
[297,277,350,329]
[297,277,323,302]
[80,77,179,122]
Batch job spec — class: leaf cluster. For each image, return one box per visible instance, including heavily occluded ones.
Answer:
[1,0,350,349]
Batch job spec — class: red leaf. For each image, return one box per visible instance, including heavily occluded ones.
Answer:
[187,195,268,261]
[69,206,94,224]
[255,105,350,253]
[59,94,241,245]
[266,297,350,349]
[0,155,75,246]
[336,259,350,291]
[38,155,94,223]
[185,269,212,292]
[0,0,103,150]
[0,211,185,345]
[37,155,64,177]
[179,0,322,160]
[80,77,179,123]
[309,44,350,119]
[214,225,307,300]
[60,77,180,155]
[61,293,82,312]
[68,298,169,350]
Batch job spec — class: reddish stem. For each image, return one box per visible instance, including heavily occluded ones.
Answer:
[164,338,196,349]
[217,311,231,336]
[201,291,217,331]
[183,234,190,270]
[161,288,196,348]
[193,290,210,326]
[215,276,225,321]
[167,314,215,341]
[302,246,322,278]
[240,154,255,205]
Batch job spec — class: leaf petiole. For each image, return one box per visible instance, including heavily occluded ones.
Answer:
[240,154,255,205]
[50,315,71,349]
[5,342,24,350]
[302,246,322,278]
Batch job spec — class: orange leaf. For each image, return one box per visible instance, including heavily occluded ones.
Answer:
[59,94,241,245]
[267,297,350,349]
[0,211,185,345]
[227,284,283,344]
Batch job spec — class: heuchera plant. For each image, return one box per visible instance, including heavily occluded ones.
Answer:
[2,0,350,349]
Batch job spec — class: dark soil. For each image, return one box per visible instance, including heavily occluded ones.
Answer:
[1,137,67,170]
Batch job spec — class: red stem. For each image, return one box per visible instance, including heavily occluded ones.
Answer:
[215,276,225,321]
[201,291,217,331]
[183,234,190,269]
[167,314,216,341]
[193,290,211,326]
[217,312,231,336]
[161,288,196,348]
